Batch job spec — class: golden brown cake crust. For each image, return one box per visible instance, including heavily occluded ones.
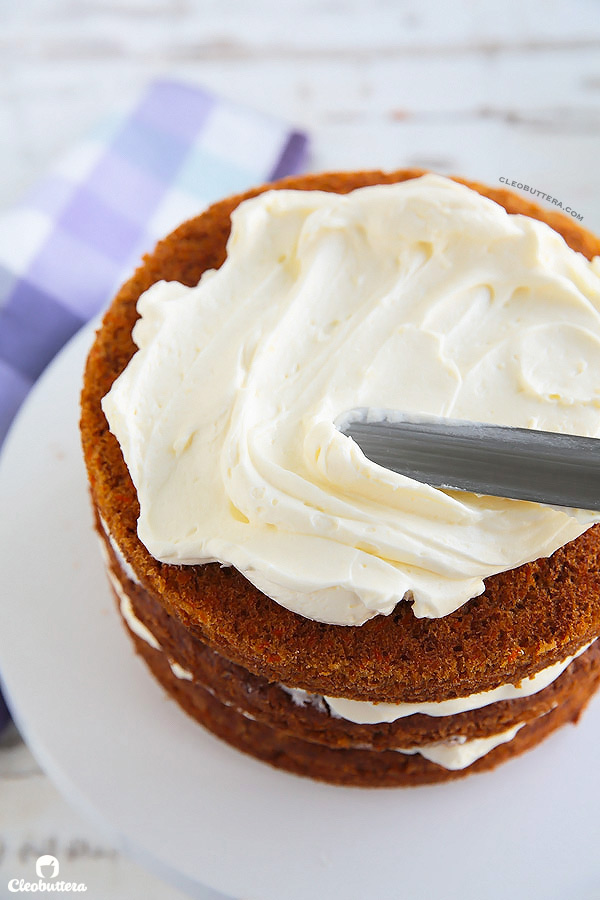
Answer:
[118,589,600,788]
[103,528,600,752]
[81,169,600,705]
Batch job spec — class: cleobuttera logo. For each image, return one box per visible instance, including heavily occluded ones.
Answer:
[7,854,87,893]
[35,856,60,879]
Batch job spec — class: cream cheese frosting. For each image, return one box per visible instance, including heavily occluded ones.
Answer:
[102,174,600,625]
[106,568,195,681]
[395,723,524,770]
[107,569,160,650]
[99,515,140,586]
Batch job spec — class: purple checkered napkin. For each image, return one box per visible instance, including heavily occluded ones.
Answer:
[0,79,308,732]
[0,78,308,448]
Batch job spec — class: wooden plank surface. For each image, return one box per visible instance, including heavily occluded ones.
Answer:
[2,0,600,226]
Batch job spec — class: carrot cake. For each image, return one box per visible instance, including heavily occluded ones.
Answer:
[80,170,600,786]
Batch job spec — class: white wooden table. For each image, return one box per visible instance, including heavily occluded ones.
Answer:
[2,1,600,897]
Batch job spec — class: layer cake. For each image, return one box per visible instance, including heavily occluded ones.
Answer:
[81,170,600,786]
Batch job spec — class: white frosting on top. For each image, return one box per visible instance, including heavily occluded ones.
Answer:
[102,174,600,625]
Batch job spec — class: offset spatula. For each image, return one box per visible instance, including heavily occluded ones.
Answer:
[338,409,600,510]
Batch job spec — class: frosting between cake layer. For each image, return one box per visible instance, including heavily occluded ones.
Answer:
[99,515,140,586]
[105,567,195,681]
[317,641,592,722]
[395,723,524,770]
[104,559,530,770]
[104,532,589,733]
[108,570,160,650]
[102,174,600,625]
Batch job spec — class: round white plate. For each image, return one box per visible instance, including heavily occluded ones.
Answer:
[1,323,600,900]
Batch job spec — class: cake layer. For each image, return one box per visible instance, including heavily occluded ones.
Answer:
[81,169,600,705]
[117,595,599,787]
[100,524,600,754]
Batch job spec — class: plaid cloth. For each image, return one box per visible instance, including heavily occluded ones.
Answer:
[0,79,308,731]
[0,78,308,446]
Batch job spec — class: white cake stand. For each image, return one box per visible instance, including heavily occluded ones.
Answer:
[1,323,599,900]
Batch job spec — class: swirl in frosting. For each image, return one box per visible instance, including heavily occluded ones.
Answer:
[102,175,600,625]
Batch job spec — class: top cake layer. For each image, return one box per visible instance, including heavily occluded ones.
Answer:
[102,174,600,625]
[80,169,600,702]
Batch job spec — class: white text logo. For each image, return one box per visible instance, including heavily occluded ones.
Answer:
[7,854,87,893]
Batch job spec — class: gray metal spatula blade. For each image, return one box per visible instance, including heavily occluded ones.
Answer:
[338,409,600,510]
